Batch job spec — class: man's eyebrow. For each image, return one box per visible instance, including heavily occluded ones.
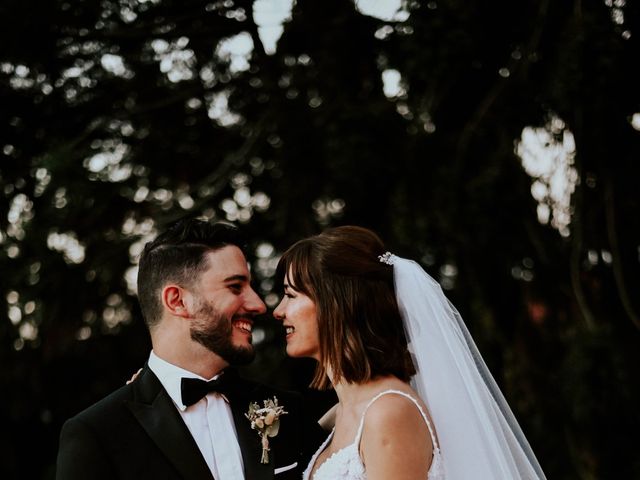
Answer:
[223,274,249,283]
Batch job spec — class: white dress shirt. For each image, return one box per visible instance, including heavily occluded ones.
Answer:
[148,351,245,480]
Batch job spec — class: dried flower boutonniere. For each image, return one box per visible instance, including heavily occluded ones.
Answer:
[245,397,287,464]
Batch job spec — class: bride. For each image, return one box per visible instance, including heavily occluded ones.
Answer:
[273,226,546,479]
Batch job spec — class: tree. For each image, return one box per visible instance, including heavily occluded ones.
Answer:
[1,0,638,478]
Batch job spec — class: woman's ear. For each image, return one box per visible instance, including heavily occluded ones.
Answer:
[161,284,191,318]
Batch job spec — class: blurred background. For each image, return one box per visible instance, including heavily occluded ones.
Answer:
[1,0,639,478]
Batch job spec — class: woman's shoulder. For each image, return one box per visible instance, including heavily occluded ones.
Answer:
[358,389,434,477]
[362,389,429,430]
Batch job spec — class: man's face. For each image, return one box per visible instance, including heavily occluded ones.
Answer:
[188,245,266,365]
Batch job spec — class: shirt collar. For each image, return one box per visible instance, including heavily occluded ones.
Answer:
[148,351,223,411]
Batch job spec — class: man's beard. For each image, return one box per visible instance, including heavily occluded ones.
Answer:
[190,300,255,365]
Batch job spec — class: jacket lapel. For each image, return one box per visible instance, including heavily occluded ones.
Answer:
[228,377,273,480]
[126,366,213,480]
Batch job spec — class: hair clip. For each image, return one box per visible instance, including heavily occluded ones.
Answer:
[378,251,395,265]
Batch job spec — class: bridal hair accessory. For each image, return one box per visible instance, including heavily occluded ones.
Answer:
[245,397,287,464]
[391,256,546,479]
[378,251,395,265]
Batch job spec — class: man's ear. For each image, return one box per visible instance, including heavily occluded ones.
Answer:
[162,285,191,318]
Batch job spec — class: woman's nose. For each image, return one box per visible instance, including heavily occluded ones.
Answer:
[273,300,285,321]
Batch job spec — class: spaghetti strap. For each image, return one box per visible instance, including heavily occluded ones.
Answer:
[353,389,439,451]
[304,389,444,480]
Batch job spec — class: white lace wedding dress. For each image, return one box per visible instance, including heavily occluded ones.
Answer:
[303,390,445,480]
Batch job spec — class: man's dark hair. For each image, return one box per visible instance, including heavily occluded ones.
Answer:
[137,219,246,329]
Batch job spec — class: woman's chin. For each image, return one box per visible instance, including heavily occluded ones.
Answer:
[285,346,303,358]
[285,345,319,361]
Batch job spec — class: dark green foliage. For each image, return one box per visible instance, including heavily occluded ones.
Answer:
[1,0,639,478]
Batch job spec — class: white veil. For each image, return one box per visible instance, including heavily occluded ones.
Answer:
[386,254,546,480]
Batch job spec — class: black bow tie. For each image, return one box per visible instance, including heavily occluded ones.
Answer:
[180,374,233,407]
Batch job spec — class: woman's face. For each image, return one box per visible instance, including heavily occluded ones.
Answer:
[273,268,320,360]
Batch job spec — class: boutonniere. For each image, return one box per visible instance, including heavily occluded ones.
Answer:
[245,397,287,464]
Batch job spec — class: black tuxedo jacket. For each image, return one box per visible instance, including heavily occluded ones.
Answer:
[56,366,324,480]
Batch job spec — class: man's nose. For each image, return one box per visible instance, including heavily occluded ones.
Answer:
[244,287,267,314]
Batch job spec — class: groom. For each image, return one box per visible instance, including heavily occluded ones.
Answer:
[56,219,322,479]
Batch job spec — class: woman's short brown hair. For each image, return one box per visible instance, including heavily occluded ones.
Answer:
[276,226,415,389]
